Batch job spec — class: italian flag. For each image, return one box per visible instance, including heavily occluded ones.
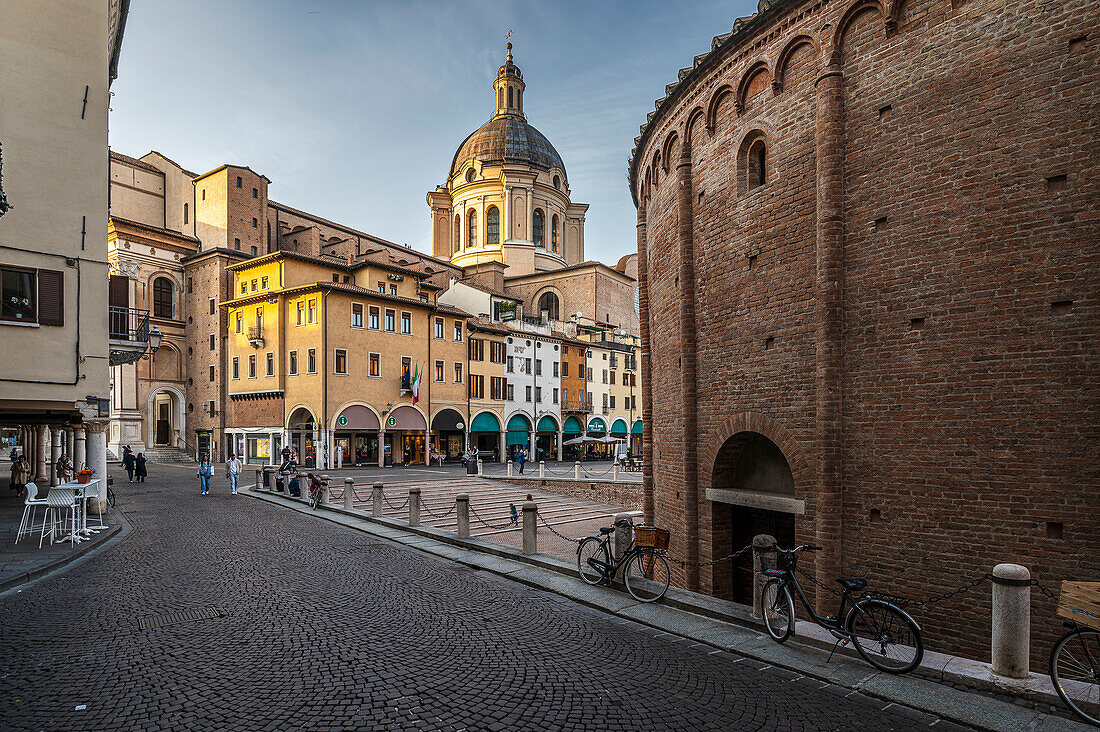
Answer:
[411,364,423,404]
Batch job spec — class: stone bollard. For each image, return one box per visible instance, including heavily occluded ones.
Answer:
[456,494,470,539]
[613,463,620,481]
[752,534,777,619]
[255,470,262,491]
[507,460,513,477]
[539,461,545,478]
[409,487,421,526]
[344,478,354,511]
[992,563,1031,678]
[372,482,383,517]
[574,461,581,480]
[477,459,483,476]
[613,513,634,560]
[522,501,538,555]
[320,475,332,505]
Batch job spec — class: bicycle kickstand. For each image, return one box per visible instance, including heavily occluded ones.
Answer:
[826,637,849,664]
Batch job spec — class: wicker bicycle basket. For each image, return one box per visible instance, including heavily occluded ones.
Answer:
[1057,581,1100,631]
[634,526,670,551]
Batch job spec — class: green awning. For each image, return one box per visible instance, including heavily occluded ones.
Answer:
[506,414,532,432]
[537,415,558,432]
[610,418,628,434]
[631,419,643,435]
[587,417,607,434]
[563,416,583,435]
[506,431,529,446]
[470,412,501,432]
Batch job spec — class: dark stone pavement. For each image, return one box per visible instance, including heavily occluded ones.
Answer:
[0,464,963,731]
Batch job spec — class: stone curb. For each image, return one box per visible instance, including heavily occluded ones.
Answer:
[0,513,125,594]
[244,486,1090,732]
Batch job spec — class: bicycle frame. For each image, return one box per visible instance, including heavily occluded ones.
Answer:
[768,551,879,637]
[582,534,635,581]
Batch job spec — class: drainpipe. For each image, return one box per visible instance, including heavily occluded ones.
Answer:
[322,288,330,469]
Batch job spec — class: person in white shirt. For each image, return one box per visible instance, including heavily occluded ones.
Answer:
[226,453,242,495]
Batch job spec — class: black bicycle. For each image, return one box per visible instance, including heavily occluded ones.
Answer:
[1050,620,1100,725]
[760,544,924,674]
[577,520,670,602]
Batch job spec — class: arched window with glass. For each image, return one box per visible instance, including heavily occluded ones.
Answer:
[533,209,544,247]
[453,213,461,254]
[486,206,500,246]
[551,214,560,253]
[152,276,174,319]
[467,209,478,248]
[537,291,559,320]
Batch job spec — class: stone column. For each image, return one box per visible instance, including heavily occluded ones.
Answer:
[814,64,846,614]
[84,419,110,514]
[752,534,777,619]
[66,429,75,462]
[424,429,430,466]
[522,500,537,554]
[529,430,536,462]
[498,430,506,464]
[49,426,63,486]
[556,430,563,461]
[637,203,655,526]
[35,424,48,483]
[502,186,510,242]
[613,513,633,560]
[676,140,700,591]
[526,187,534,245]
[74,427,87,470]
[456,494,470,539]
[408,487,421,526]
[992,563,1031,678]
[478,196,486,248]
[372,482,383,517]
[377,430,385,468]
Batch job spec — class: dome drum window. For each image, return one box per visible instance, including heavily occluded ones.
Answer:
[468,209,478,248]
[486,206,500,246]
[533,209,544,247]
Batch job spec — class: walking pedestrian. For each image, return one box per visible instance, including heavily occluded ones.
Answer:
[197,455,214,495]
[120,445,132,468]
[226,453,241,495]
[123,449,136,482]
[10,455,28,495]
[56,453,73,483]
[509,502,518,527]
[135,453,148,483]
[9,447,17,463]
[517,447,527,474]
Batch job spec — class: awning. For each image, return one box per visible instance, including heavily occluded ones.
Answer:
[610,418,628,434]
[470,411,500,432]
[587,417,607,434]
[537,415,558,432]
[631,419,643,435]
[562,416,583,435]
[387,405,426,431]
[431,408,464,432]
[506,414,532,432]
[335,405,379,431]
[506,431,530,446]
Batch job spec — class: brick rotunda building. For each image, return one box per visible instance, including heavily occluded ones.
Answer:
[629,0,1098,662]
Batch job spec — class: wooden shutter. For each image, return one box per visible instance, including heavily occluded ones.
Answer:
[109,275,129,307]
[37,269,64,326]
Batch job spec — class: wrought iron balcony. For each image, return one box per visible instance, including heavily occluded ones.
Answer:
[562,396,593,413]
[109,307,160,366]
[248,325,264,340]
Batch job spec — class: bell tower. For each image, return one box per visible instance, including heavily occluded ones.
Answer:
[493,41,525,120]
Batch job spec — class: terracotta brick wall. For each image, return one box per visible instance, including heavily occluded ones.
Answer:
[634,0,1099,664]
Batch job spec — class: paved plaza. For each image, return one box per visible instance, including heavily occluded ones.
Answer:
[0,464,962,731]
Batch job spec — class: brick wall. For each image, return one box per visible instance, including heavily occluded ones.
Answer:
[633,0,1099,665]
[492,477,641,508]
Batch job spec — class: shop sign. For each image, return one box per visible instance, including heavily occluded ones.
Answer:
[387,415,397,427]
[337,415,349,426]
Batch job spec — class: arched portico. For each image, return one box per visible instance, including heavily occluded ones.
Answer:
[147,384,185,450]
[286,406,318,467]
[331,402,381,467]
[431,408,466,462]
[385,404,428,466]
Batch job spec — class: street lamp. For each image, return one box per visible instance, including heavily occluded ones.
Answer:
[148,326,163,353]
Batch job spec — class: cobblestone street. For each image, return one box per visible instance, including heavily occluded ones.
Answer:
[0,465,960,731]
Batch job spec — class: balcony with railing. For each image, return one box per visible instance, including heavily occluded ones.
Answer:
[109,306,159,366]
[562,395,593,413]
[248,325,264,341]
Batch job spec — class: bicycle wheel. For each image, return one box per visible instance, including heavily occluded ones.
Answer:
[106,486,115,507]
[576,537,606,585]
[846,599,923,673]
[762,579,795,642]
[1050,626,1100,725]
[624,549,670,603]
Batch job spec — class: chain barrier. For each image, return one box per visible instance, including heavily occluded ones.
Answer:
[467,501,514,530]
[419,499,457,521]
[535,509,581,544]
[581,465,616,479]
[381,490,410,512]
[667,543,754,568]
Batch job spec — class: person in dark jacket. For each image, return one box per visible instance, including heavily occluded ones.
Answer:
[123,449,136,482]
[135,453,148,483]
[120,445,132,468]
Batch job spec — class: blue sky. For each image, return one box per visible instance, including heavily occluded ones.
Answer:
[110,0,755,264]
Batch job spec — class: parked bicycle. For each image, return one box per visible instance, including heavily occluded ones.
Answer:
[577,520,670,603]
[1050,618,1100,725]
[760,544,924,674]
[306,474,325,510]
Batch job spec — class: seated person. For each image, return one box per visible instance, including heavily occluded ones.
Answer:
[288,474,301,497]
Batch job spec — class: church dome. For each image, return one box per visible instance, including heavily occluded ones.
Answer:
[449,116,566,180]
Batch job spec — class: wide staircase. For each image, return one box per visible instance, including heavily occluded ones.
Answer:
[141,446,195,463]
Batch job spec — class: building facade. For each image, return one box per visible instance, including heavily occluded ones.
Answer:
[630,0,1098,663]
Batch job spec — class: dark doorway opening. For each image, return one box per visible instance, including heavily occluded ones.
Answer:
[729,506,795,605]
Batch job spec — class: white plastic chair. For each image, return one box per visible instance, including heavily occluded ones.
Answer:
[15,482,48,544]
[40,487,77,548]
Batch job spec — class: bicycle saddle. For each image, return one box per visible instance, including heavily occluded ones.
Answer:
[836,577,867,592]
[599,526,614,535]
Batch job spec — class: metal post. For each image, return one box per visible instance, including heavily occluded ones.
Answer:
[574,461,581,480]
[991,563,1031,678]
[372,482,383,517]
[409,487,421,526]
[539,461,545,478]
[522,500,537,555]
[344,478,354,511]
[752,534,777,619]
[613,513,633,560]
[456,494,470,539]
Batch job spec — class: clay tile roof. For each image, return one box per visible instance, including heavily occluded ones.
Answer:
[110,150,163,175]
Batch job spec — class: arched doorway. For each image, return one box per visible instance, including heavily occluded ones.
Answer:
[469,411,501,461]
[535,414,558,462]
[610,418,628,460]
[562,415,583,460]
[387,405,426,465]
[710,432,798,605]
[148,386,184,449]
[333,404,380,467]
[431,408,465,462]
[587,416,608,459]
[287,406,317,467]
[505,413,532,462]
